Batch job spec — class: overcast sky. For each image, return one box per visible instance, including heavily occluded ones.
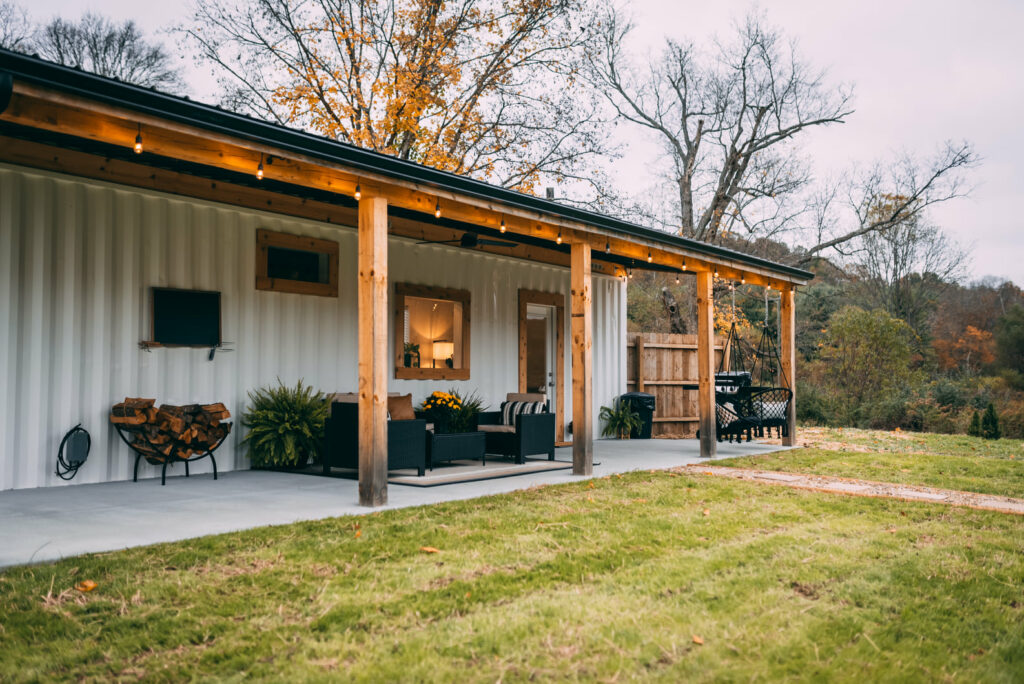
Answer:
[21,0,1024,285]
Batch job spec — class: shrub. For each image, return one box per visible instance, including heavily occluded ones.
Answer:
[241,379,328,468]
[967,410,982,437]
[981,403,1001,440]
[931,378,967,409]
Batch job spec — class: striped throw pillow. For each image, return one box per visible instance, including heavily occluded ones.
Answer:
[500,400,547,426]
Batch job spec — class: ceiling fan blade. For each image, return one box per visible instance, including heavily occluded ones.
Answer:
[416,238,460,245]
[476,238,518,248]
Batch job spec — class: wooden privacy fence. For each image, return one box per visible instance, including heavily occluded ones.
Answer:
[626,332,728,437]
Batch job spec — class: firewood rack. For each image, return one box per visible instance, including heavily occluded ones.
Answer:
[113,422,230,486]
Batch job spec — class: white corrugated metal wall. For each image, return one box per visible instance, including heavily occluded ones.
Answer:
[0,164,626,490]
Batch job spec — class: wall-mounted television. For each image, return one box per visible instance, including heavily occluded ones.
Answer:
[151,287,222,347]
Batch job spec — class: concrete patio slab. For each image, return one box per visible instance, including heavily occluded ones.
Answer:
[0,438,790,568]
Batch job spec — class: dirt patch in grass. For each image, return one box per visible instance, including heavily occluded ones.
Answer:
[688,465,1024,515]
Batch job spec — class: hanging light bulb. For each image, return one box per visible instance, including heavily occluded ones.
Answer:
[556,229,562,245]
[647,250,653,263]
[605,239,610,253]
[675,273,681,285]
[741,273,746,285]
[134,123,143,154]
[256,154,264,180]
[354,184,361,200]
[713,268,719,278]
[628,267,633,279]
[681,260,686,271]
[434,201,441,218]
[766,284,772,292]
[500,217,506,233]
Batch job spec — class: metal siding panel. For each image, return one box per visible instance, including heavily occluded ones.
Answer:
[0,165,628,490]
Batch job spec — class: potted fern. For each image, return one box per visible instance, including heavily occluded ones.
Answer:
[241,379,329,468]
[600,399,643,439]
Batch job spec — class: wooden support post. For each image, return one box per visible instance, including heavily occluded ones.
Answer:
[358,196,389,506]
[780,286,797,446]
[635,336,645,393]
[571,242,593,476]
[696,271,716,458]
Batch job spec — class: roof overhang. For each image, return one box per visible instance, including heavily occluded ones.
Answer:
[0,49,813,288]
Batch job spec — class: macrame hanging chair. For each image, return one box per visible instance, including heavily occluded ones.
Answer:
[708,287,760,443]
[745,290,793,438]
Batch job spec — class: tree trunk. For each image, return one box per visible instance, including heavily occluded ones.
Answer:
[662,287,687,334]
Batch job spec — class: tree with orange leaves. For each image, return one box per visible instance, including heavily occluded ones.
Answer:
[182,0,609,195]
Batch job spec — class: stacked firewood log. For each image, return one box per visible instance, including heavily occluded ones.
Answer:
[110,398,232,463]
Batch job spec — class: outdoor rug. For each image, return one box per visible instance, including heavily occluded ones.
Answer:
[290,459,580,487]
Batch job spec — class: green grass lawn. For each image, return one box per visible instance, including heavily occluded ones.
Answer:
[718,428,1024,499]
[2,456,1023,683]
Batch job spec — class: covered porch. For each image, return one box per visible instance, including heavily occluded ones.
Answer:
[0,50,813,505]
[0,438,792,568]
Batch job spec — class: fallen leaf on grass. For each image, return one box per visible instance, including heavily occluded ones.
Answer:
[702,509,710,517]
[420,546,441,554]
[692,635,704,645]
[632,498,648,504]
[587,496,595,503]
[354,530,362,538]
[74,580,97,593]
[587,482,595,489]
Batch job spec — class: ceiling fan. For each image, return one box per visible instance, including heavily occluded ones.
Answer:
[417,232,518,249]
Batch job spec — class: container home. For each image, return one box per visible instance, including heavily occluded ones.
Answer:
[0,49,812,505]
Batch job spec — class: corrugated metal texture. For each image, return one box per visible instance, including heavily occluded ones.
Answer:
[0,164,625,491]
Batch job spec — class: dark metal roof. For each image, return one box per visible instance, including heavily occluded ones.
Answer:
[0,48,812,282]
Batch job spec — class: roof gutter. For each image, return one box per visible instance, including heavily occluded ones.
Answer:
[0,49,812,282]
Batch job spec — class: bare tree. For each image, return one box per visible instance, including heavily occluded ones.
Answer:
[849,212,967,337]
[179,0,612,194]
[797,142,977,266]
[589,9,853,242]
[0,1,33,52]
[36,13,183,91]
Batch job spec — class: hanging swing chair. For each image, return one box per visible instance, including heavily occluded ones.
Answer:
[704,287,794,443]
[747,322,793,439]
[711,321,760,443]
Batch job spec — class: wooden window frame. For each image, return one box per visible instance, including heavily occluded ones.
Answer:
[255,228,339,297]
[519,289,566,444]
[394,282,471,381]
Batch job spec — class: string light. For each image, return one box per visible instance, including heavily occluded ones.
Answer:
[435,201,441,218]
[713,268,719,278]
[256,153,264,180]
[628,267,633,279]
[133,123,142,154]
[605,239,610,253]
[500,217,506,233]
[681,260,686,271]
[354,184,361,200]
[647,250,653,263]
[556,229,562,245]
[675,273,681,285]
[741,273,746,285]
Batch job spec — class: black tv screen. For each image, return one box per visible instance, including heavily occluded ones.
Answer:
[152,288,221,347]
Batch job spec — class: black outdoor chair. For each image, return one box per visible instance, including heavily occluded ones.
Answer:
[476,392,556,464]
[750,386,793,438]
[322,400,428,476]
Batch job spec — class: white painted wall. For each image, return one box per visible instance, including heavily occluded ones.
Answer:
[0,164,627,490]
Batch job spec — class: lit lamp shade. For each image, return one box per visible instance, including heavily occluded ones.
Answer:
[432,340,454,365]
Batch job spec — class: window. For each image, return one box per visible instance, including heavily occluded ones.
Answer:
[256,229,338,297]
[394,283,471,380]
[150,288,221,347]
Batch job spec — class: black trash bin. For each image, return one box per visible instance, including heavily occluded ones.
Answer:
[620,392,656,439]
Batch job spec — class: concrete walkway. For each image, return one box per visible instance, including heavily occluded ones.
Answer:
[0,439,789,568]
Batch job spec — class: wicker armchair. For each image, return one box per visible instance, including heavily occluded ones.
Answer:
[322,397,428,476]
[476,392,556,464]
